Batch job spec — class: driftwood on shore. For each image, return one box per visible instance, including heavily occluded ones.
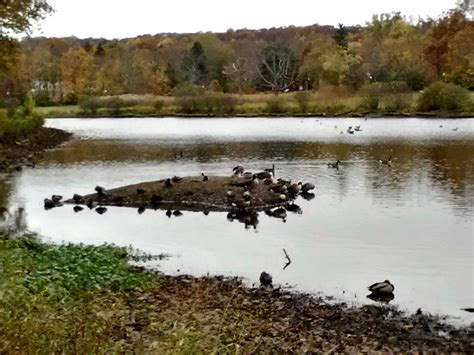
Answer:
[65,175,310,212]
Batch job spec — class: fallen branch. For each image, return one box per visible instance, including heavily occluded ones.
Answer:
[283,248,291,270]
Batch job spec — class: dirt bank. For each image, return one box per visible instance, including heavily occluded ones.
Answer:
[112,274,473,353]
[0,127,72,172]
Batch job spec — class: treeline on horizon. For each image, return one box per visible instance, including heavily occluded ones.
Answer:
[0,5,472,107]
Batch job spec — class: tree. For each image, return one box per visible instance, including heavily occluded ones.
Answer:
[0,0,52,81]
[333,24,348,49]
[182,41,209,85]
[257,42,298,92]
[0,0,52,35]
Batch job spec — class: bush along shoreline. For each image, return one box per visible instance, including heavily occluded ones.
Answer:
[34,82,473,119]
[0,235,472,353]
[0,93,72,172]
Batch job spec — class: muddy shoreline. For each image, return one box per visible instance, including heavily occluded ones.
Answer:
[0,127,72,172]
[117,273,474,352]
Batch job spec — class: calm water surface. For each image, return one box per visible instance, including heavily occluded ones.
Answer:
[1,117,473,324]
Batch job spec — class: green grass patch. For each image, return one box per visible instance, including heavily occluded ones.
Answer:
[0,236,159,353]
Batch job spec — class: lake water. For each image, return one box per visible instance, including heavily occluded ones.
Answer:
[1,117,473,324]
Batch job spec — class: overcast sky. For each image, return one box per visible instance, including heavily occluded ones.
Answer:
[30,0,459,39]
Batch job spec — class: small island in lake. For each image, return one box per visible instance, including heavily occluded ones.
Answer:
[64,173,315,212]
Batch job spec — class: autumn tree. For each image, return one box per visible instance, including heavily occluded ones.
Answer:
[257,42,298,92]
[0,0,52,95]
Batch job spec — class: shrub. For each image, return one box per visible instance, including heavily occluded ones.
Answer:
[417,82,470,111]
[79,97,100,115]
[294,91,311,113]
[360,83,384,111]
[154,99,164,112]
[0,98,21,118]
[174,91,238,114]
[34,92,54,107]
[265,96,287,114]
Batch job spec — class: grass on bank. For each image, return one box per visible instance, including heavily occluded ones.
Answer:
[33,82,474,118]
[0,236,158,353]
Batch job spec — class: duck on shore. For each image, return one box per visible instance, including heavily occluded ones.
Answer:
[232,165,244,176]
[368,280,394,294]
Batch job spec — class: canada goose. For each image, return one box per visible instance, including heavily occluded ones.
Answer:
[95,206,107,215]
[287,182,302,196]
[242,171,253,179]
[347,126,355,134]
[137,206,146,214]
[95,186,106,196]
[166,209,172,218]
[233,165,245,175]
[354,125,362,131]
[265,207,287,219]
[73,206,84,213]
[379,156,392,166]
[328,160,341,169]
[44,198,56,210]
[202,173,209,182]
[263,178,273,185]
[264,164,275,176]
[172,210,183,217]
[259,271,273,288]
[301,182,315,193]
[300,192,315,201]
[256,171,272,180]
[51,194,63,203]
[232,199,250,210]
[269,184,287,194]
[452,127,458,131]
[368,280,394,294]
[73,193,83,203]
[172,176,182,183]
[164,178,172,187]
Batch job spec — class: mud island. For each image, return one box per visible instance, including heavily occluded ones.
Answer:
[64,172,315,212]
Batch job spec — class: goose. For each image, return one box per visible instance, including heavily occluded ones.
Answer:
[73,193,83,204]
[242,171,253,179]
[226,189,235,199]
[368,280,394,294]
[328,160,341,169]
[452,127,458,131]
[269,184,287,194]
[287,182,302,196]
[51,194,63,203]
[259,271,273,288]
[164,178,172,187]
[172,210,183,217]
[166,209,172,218]
[267,207,287,220]
[137,206,146,214]
[264,164,275,176]
[232,199,250,210]
[95,206,107,215]
[172,176,182,183]
[256,171,272,180]
[379,156,392,166]
[354,125,362,131]
[202,173,209,182]
[44,198,56,210]
[263,178,273,185]
[347,126,355,134]
[301,182,315,193]
[95,186,106,196]
[233,165,245,175]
